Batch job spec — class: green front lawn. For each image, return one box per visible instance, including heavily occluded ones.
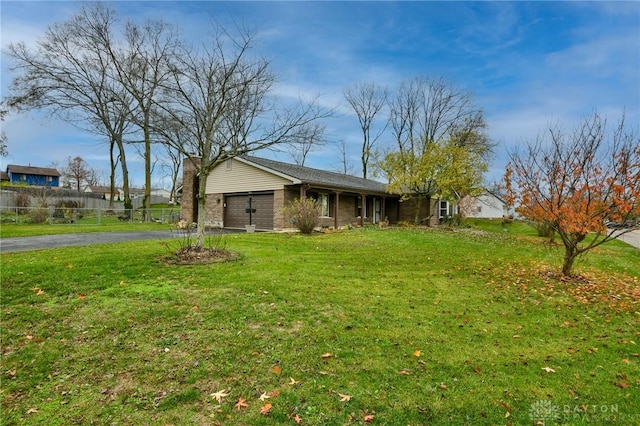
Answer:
[1,225,638,425]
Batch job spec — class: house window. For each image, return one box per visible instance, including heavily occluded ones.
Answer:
[46,176,53,182]
[439,201,449,219]
[356,196,366,217]
[318,193,330,217]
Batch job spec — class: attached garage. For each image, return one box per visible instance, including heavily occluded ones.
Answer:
[224,192,274,230]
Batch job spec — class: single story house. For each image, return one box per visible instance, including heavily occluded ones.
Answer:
[181,156,442,231]
[7,164,60,187]
[463,191,510,219]
[85,185,119,199]
[5,164,60,187]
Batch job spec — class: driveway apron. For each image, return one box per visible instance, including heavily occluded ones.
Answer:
[1,231,184,253]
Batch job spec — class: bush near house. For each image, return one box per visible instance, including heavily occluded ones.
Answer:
[282,196,321,234]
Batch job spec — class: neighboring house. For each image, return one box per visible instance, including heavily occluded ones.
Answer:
[464,192,510,219]
[121,187,146,200]
[0,170,9,183]
[85,185,119,200]
[150,188,171,198]
[5,164,60,187]
[181,156,440,231]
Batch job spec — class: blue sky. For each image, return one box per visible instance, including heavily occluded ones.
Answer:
[2,1,639,189]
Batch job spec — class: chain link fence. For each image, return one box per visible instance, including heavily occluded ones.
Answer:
[0,205,182,226]
[0,188,181,226]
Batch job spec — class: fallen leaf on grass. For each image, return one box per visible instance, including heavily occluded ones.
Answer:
[439,383,448,390]
[273,365,281,374]
[258,392,270,401]
[289,377,300,385]
[616,382,629,389]
[499,401,513,412]
[399,369,411,375]
[413,350,422,357]
[364,414,375,422]
[269,390,280,398]
[26,408,38,414]
[321,352,333,359]
[78,294,86,299]
[35,289,45,295]
[259,402,272,415]
[293,414,302,424]
[542,367,556,373]
[235,398,249,411]
[210,389,229,403]
[622,359,630,364]
[338,393,352,402]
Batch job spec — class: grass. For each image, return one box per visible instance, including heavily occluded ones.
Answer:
[1,223,639,425]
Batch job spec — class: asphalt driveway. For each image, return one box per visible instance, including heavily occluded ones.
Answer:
[0,228,637,254]
[0,230,240,253]
[615,229,640,249]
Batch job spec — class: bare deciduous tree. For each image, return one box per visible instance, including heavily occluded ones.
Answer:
[103,18,180,220]
[287,122,327,166]
[0,105,8,157]
[331,140,356,175]
[5,3,135,210]
[344,82,388,179]
[156,23,329,247]
[62,156,94,191]
[381,76,490,222]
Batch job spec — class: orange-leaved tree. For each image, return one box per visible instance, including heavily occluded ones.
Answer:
[504,112,639,276]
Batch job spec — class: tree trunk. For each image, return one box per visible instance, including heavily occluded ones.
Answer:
[196,172,208,248]
[108,139,116,208]
[562,244,578,276]
[116,138,132,215]
[143,125,152,222]
[413,196,423,224]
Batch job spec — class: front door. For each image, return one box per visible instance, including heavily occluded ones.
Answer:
[374,199,381,223]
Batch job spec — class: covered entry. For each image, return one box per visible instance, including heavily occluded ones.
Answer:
[224,192,274,229]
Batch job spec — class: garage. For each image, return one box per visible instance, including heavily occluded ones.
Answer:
[224,192,274,230]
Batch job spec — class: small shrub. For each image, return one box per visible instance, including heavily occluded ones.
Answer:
[28,208,48,224]
[55,200,85,219]
[502,214,514,225]
[441,213,467,228]
[282,197,320,234]
[531,221,555,241]
[15,193,30,214]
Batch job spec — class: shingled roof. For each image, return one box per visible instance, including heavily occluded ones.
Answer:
[240,156,389,195]
[6,164,60,177]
